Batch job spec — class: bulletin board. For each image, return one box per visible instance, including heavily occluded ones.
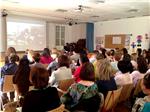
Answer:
[105,34,126,49]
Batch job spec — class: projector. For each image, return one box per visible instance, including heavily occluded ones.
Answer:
[1,9,8,17]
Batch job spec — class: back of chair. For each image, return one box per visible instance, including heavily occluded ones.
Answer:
[58,78,75,91]
[2,75,15,93]
[57,78,75,96]
[133,79,142,96]
[119,84,134,103]
[48,104,69,112]
[103,87,122,111]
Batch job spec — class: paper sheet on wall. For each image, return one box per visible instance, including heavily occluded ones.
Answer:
[112,36,121,44]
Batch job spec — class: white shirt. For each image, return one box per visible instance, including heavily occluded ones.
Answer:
[131,70,145,86]
[49,66,72,86]
[114,72,133,86]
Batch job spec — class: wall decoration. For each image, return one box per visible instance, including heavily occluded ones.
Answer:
[136,35,142,48]
[125,34,131,50]
[112,36,121,44]
[145,33,149,40]
[95,36,105,50]
[131,42,136,53]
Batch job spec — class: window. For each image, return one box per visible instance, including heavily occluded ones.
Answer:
[7,18,46,51]
[55,25,65,46]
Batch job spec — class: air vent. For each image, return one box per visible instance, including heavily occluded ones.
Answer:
[90,15,100,18]
[55,9,68,12]
[127,16,135,18]
[2,0,20,3]
[127,9,139,13]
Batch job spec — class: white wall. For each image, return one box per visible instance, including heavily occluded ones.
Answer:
[94,16,150,53]
[47,23,86,50]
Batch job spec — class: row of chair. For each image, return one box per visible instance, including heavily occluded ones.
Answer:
[1,75,142,112]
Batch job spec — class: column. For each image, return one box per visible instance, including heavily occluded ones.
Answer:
[0,9,7,62]
[86,22,94,52]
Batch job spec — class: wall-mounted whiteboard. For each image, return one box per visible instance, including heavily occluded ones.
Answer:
[7,17,46,51]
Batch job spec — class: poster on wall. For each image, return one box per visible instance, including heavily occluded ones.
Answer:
[125,34,131,50]
[95,36,105,50]
[112,36,121,44]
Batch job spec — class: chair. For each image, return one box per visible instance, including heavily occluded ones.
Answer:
[2,75,15,93]
[119,84,134,103]
[102,87,122,112]
[48,104,69,112]
[57,78,75,96]
[13,84,34,100]
[133,79,142,96]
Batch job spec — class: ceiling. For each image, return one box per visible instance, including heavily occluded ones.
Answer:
[1,0,150,23]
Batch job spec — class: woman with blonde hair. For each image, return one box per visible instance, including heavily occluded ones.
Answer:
[96,59,117,97]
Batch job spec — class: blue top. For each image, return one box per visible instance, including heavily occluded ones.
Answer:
[96,77,117,97]
[142,102,150,112]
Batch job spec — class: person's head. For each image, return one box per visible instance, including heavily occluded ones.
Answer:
[122,54,131,62]
[27,50,34,62]
[114,52,122,61]
[6,47,16,56]
[98,59,114,80]
[30,66,49,89]
[131,53,137,61]
[8,53,17,63]
[141,72,150,95]
[32,52,41,63]
[58,55,70,68]
[79,54,89,65]
[137,56,148,73]
[43,48,50,56]
[14,58,30,95]
[41,49,50,57]
[96,53,104,60]
[122,48,128,55]
[118,60,133,73]
[137,48,142,57]
[110,49,115,56]
[80,62,95,81]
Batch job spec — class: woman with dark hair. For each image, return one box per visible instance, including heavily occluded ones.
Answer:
[13,58,31,97]
[115,60,133,86]
[5,47,19,64]
[61,62,101,112]
[73,54,89,82]
[1,53,18,104]
[131,56,148,86]
[49,55,72,86]
[40,48,53,64]
[132,72,150,112]
[22,66,60,112]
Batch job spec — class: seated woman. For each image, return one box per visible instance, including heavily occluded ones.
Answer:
[61,62,101,112]
[49,55,72,86]
[115,60,133,86]
[22,66,60,112]
[73,54,89,82]
[1,53,18,104]
[96,59,117,97]
[13,58,31,105]
[132,72,150,112]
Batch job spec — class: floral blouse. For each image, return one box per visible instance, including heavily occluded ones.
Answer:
[61,83,99,110]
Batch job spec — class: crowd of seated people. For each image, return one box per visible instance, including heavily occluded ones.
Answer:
[1,46,150,112]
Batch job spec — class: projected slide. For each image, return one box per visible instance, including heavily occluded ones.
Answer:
[7,21,46,51]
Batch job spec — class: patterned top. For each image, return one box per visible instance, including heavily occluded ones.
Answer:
[61,83,99,109]
[132,96,150,112]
